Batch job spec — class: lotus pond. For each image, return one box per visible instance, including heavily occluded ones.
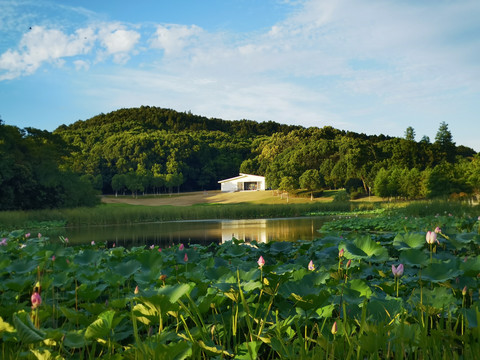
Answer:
[1,214,479,359]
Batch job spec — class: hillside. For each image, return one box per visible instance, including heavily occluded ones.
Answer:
[52,106,479,201]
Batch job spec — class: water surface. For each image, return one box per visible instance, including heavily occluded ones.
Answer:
[47,217,330,247]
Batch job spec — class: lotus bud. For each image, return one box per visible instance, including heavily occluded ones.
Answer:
[331,321,337,335]
[426,231,437,245]
[184,253,188,262]
[308,260,315,271]
[150,244,155,249]
[134,285,139,295]
[346,259,351,269]
[392,264,404,277]
[435,227,441,233]
[31,292,42,309]
[25,233,31,239]
[462,286,467,296]
[91,241,95,246]
[179,243,184,250]
[51,255,55,262]
[257,256,265,268]
[339,248,344,258]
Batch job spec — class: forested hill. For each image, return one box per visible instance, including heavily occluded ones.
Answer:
[56,106,303,137]
[52,106,479,200]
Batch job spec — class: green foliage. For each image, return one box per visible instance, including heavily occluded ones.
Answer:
[0,122,99,210]
[0,213,479,358]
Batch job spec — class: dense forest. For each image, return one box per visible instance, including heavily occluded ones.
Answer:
[1,106,479,210]
[0,119,99,210]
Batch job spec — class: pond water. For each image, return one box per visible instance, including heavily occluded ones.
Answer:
[45,217,331,247]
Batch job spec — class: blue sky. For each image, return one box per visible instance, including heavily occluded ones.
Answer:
[1,0,479,151]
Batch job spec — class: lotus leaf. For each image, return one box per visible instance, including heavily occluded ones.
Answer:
[13,311,46,344]
[399,249,429,267]
[392,233,425,250]
[421,261,463,283]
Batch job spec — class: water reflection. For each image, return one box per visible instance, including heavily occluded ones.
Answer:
[45,217,328,248]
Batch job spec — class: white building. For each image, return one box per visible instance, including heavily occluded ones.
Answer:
[218,173,266,192]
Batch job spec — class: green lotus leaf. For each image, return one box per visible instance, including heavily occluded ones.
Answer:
[85,310,116,340]
[421,261,463,283]
[348,279,373,299]
[455,232,480,244]
[399,249,429,267]
[344,235,388,262]
[269,241,293,255]
[0,316,14,333]
[113,259,141,279]
[421,287,457,311]
[366,296,403,323]
[74,249,102,266]
[6,258,38,274]
[393,233,425,250]
[157,283,193,303]
[236,341,263,360]
[460,256,480,276]
[461,307,480,328]
[63,331,87,348]
[77,283,109,301]
[13,311,45,344]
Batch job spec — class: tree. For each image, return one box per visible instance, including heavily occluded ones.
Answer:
[299,169,324,200]
[404,126,415,141]
[111,174,126,197]
[434,122,456,163]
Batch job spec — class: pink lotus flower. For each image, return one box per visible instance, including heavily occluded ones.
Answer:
[184,253,188,262]
[31,292,42,309]
[112,243,115,248]
[435,227,441,233]
[392,264,404,277]
[91,241,95,246]
[339,248,344,258]
[426,231,437,245]
[308,260,315,271]
[257,256,265,268]
[25,233,30,239]
[38,233,42,238]
[64,237,69,243]
[0,238,7,246]
[51,255,56,262]
[158,248,162,252]
[331,321,337,335]
[179,243,184,250]
[150,244,155,249]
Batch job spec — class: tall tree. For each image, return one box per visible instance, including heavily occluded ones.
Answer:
[404,126,415,141]
[434,122,456,163]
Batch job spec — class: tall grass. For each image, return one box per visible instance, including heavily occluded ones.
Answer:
[0,201,374,229]
[400,200,480,217]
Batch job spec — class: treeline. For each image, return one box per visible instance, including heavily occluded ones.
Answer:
[242,124,479,200]
[0,120,99,210]
[52,106,479,201]
[2,106,479,210]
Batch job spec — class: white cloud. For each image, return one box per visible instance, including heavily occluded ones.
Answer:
[0,25,94,80]
[150,24,203,56]
[97,24,141,63]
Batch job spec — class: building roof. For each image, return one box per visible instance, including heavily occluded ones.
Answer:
[218,173,265,184]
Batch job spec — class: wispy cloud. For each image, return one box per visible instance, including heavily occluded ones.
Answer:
[1,0,479,149]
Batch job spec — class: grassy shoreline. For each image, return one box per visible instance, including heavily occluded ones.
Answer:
[0,201,374,230]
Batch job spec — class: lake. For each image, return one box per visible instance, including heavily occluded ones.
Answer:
[46,217,331,247]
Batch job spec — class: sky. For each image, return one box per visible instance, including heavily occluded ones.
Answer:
[1,0,479,151]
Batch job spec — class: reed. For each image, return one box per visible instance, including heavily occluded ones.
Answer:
[0,201,371,229]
